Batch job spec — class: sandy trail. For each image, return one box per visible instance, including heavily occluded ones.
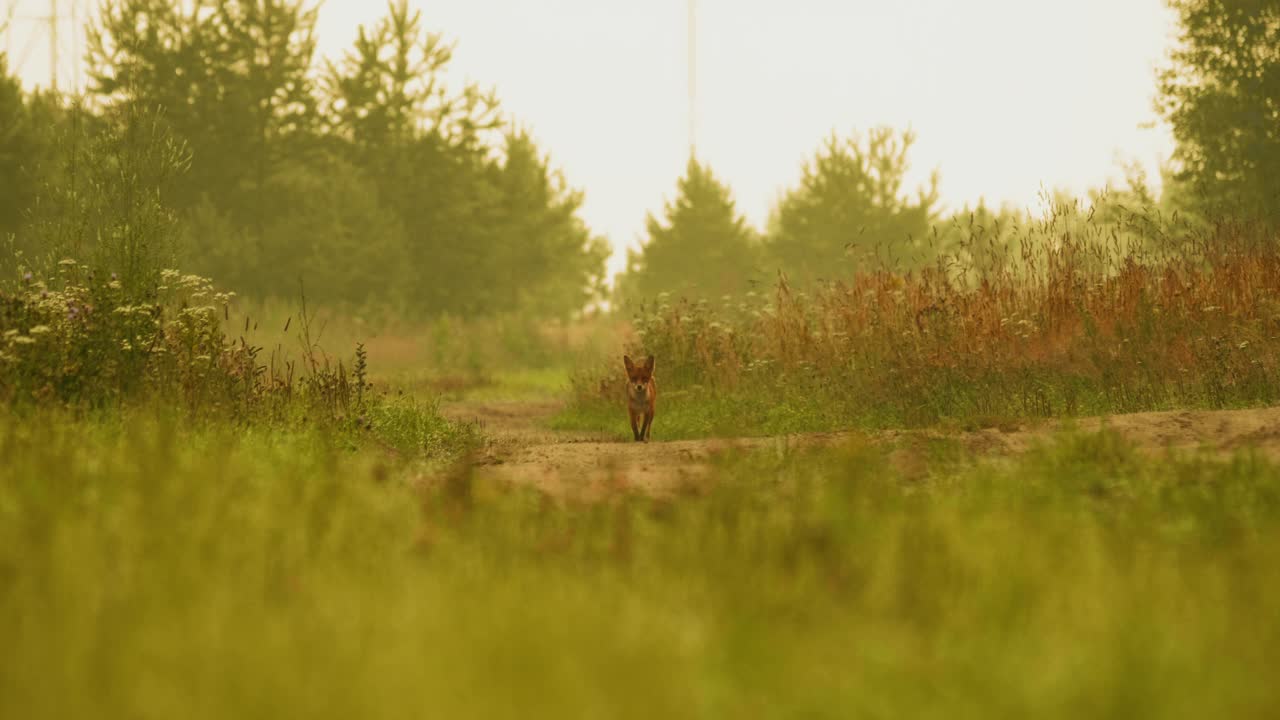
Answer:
[441,400,1280,497]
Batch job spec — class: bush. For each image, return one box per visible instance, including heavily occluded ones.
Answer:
[1,261,380,425]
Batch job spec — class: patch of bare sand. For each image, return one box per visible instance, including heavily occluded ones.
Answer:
[441,401,1280,498]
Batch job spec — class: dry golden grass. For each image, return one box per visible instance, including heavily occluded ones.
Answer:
[566,206,1280,437]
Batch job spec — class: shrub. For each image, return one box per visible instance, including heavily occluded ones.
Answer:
[0,262,372,424]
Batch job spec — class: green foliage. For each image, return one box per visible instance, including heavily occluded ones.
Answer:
[765,127,940,282]
[73,1,606,317]
[0,260,384,428]
[185,152,411,307]
[617,157,763,305]
[85,1,430,309]
[321,0,502,313]
[0,54,32,237]
[3,417,1280,717]
[0,103,386,425]
[0,56,64,241]
[19,103,190,302]
[489,130,612,317]
[321,3,606,317]
[0,264,249,409]
[1158,0,1280,223]
[88,0,322,220]
[322,0,486,151]
[365,393,481,456]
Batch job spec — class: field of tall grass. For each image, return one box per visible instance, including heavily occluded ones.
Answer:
[2,414,1278,718]
[5,128,1279,715]
[561,203,1280,439]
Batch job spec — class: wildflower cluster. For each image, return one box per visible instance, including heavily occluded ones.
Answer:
[0,261,361,420]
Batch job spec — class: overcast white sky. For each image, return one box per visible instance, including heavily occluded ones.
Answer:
[8,0,1177,276]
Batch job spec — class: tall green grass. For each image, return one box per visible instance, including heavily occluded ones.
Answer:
[3,414,1277,718]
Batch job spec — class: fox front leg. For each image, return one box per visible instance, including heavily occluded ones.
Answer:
[641,413,653,442]
[631,414,642,442]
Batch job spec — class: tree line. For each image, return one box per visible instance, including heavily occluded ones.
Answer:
[2,0,609,317]
[2,0,1277,315]
[618,0,1280,305]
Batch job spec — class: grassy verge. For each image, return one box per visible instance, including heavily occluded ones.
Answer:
[553,372,1272,442]
[3,421,1278,718]
[550,381,859,440]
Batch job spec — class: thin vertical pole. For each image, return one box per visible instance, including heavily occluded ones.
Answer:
[49,0,59,91]
[688,0,696,160]
[70,0,79,93]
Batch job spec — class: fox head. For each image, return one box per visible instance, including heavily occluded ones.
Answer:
[623,354,655,396]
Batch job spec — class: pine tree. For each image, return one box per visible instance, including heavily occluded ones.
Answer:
[1157,0,1280,222]
[0,53,31,237]
[765,127,938,283]
[87,0,322,223]
[322,3,605,317]
[619,158,762,304]
[491,129,610,317]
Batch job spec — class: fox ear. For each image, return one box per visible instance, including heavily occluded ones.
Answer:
[644,355,656,373]
[623,355,635,372]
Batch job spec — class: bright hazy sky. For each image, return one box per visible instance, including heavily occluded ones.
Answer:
[8,0,1177,276]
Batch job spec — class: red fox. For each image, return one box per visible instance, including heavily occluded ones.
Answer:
[623,354,657,442]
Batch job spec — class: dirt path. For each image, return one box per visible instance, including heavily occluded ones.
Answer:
[441,400,1280,497]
